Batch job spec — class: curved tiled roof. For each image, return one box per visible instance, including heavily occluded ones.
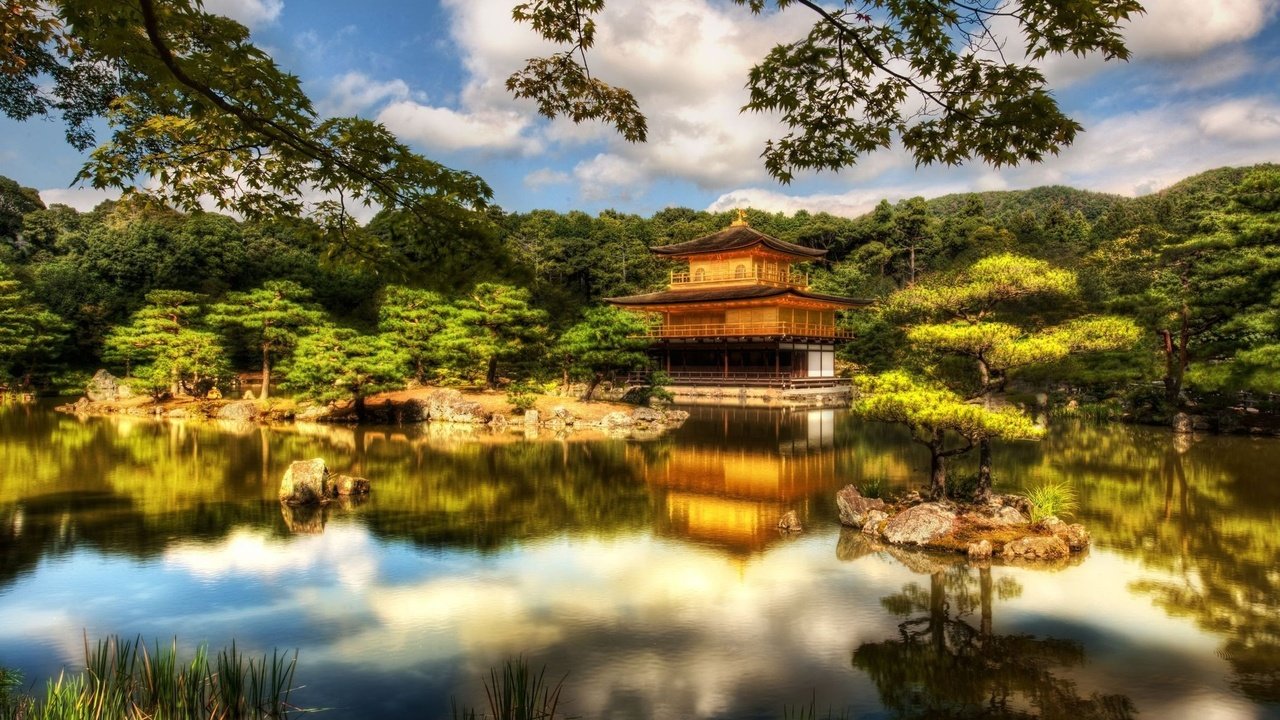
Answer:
[606,285,871,307]
[651,225,827,259]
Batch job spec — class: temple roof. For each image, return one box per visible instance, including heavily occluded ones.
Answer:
[606,285,871,307]
[652,225,827,259]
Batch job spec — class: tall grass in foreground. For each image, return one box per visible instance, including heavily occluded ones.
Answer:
[1,635,298,720]
[1023,481,1079,523]
[781,691,849,720]
[453,657,566,720]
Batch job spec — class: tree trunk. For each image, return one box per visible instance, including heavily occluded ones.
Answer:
[583,372,603,402]
[909,244,917,286]
[975,439,993,500]
[354,394,366,423]
[929,433,947,500]
[261,343,271,400]
[486,356,499,389]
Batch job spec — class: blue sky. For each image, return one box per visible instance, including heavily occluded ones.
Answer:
[2,0,1279,218]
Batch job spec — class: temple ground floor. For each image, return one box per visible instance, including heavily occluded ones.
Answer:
[635,339,852,408]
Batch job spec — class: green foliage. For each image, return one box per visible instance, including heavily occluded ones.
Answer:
[208,280,324,399]
[506,382,539,414]
[554,306,650,401]
[858,477,884,500]
[2,0,493,255]
[510,1,1140,180]
[282,325,407,413]
[0,260,68,388]
[1023,481,1079,523]
[439,283,550,388]
[854,371,1043,498]
[102,290,227,398]
[376,285,455,384]
[0,635,297,720]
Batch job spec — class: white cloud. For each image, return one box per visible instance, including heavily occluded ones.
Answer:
[573,154,647,201]
[202,0,284,28]
[38,186,121,211]
[320,72,411,117]
[1198,97,1280,143]
[377,100,539,154]
[1123,0,1278,59]
[523,168,570,190]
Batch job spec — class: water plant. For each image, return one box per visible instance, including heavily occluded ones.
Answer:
[453,657,566,720]
[781,690,849,720]
[859,477,885,500]
[1023,481,1079,523]
[1,635,298,720]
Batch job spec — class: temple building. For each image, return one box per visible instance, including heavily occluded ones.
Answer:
[607,212,870,406]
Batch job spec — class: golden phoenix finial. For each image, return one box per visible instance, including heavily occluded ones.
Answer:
[731,208,749,227]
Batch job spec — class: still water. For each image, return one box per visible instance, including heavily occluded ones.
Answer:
[0,403,1277,719]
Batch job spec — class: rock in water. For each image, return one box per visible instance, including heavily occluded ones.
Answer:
[835,484,887,528]
[1002,536,1069,560]
[280,458,330,505]
[882,503,956,546]
[777,510,802,533]
[331,474,371,496]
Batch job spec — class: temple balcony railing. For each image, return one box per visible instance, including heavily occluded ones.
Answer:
[669,268,808,288]
[636,321,852,339]
[624,370,851,388]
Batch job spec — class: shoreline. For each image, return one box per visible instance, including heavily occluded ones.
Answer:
[54,385,691,438]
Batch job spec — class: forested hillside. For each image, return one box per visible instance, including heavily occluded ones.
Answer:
[1,164,1277,416]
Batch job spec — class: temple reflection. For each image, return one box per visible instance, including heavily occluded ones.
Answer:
[638,408,838,556]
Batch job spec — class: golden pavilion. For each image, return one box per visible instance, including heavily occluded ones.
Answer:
[607,212,869,402]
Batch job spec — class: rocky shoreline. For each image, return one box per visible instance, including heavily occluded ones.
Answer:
[56,371,690,438]
[835,484,1090,563]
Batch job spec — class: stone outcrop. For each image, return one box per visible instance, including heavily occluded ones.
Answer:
[86,369,130,402]
[1042,516,1090,550]
[1002,535,1069,560]
[217,400,260,422]
[425,389,487,423]
[836,485,887,528]
[882,503,956,546]
[279,458,371,505]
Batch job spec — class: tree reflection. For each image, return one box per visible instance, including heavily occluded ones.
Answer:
[853,563,1135,719]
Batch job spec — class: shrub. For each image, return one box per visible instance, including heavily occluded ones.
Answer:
[1023,481,1078,523]
[506,383,538,414]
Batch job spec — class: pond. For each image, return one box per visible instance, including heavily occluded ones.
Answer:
[0,403,1277,719]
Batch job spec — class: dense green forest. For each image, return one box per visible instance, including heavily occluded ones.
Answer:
[0,164,1277,418]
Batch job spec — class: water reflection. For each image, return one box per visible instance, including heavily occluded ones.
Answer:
[846,540,1135,719]
[2,404,1280,717]
[640,408,838,556]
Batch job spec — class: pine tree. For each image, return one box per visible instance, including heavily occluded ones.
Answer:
[209,280,324,400]
[102,290,227,398]
[554,306,651,401]
[376,285,455,384]
[283,325,407,420]
[439,283,549,388]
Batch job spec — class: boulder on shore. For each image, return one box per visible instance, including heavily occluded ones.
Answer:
[87,369,130,402]
[217,400,260,422]
[836,485,887,528]
[425,389,487,423]
[882,503,956,546]
[331,473,371,496]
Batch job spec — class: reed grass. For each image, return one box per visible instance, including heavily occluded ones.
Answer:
[1,635,298,720]
[453,657,566,720]
[1023,480,1079,523]
[781,690,849,720]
